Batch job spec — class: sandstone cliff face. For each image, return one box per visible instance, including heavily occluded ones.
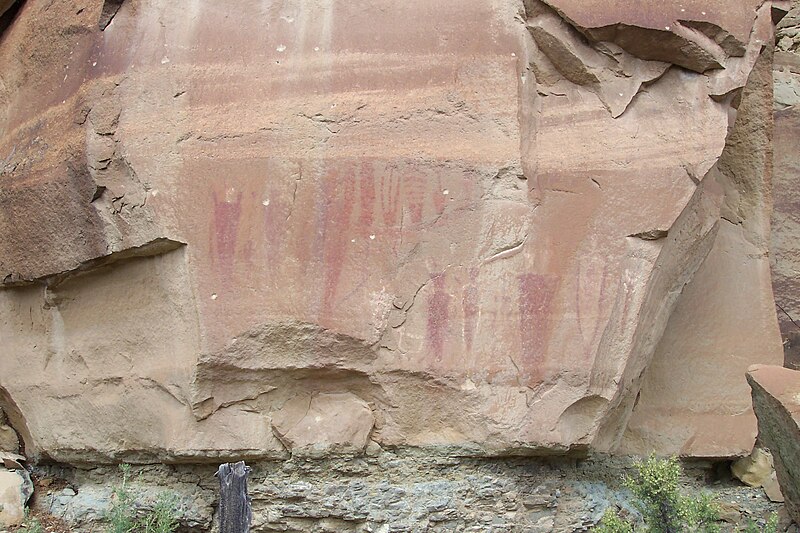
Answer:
[0,0,784,462]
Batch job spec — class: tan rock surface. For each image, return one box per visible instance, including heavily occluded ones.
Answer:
[0,410,17,454]
[0,0,783,461]
[0,428,16,455]
[272,392,375,457]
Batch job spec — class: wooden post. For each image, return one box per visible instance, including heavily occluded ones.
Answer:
[216,461,252,533]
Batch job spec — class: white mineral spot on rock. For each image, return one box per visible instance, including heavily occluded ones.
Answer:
[92,61,97,66]
[150,189,158,196]
[351,239,356,243]
[369,234,376,240]
[161,56,170,64]
[665,26,670,30]
[442,189,449,195]
[262,199,270,206]
[277,44,286,52]
[211,293,217,300]
[314,46,320,51]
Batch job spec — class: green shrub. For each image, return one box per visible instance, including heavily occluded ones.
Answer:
[766,512,780,533]
[743,512,779,533]
[624,455,719,533]
[18,515,44,533]
[106,463,180,533]
[595,455,720,533]
[595,507,634,533]
[136,492,179,533]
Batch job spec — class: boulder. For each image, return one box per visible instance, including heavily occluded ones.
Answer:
[747,365,800,523]
[732,446,775,487]
[0,469,31,527]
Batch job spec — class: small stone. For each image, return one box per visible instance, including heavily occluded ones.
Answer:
[763,471,784,503]
[365,441,383,457]
[523,494,552,510]
[0,453,24,471]
[718,502,742,523]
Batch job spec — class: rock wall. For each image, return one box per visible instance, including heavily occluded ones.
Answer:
[772,0,800,368]
[32,455,783,532]
[0,0,785,463]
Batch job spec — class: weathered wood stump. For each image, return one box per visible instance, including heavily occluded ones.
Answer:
[216,461,252,533]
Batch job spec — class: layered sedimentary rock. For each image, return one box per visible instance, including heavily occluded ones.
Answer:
[0,0,783,462]
[748,365,800,524]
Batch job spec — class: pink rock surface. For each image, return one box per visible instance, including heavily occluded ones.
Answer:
[0,0,783,461]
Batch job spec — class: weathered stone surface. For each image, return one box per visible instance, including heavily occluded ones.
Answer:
[0,431,16,455]
[272,392,375,457]
[0,469,30,527]
[0,0,783,461]
[763,471,785,503]
[0,410,17,454]
[772,0,800,369]
[539,0,762,72]
[620,34,784,457]
[747,365,800,524]
[732,446,775,487]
